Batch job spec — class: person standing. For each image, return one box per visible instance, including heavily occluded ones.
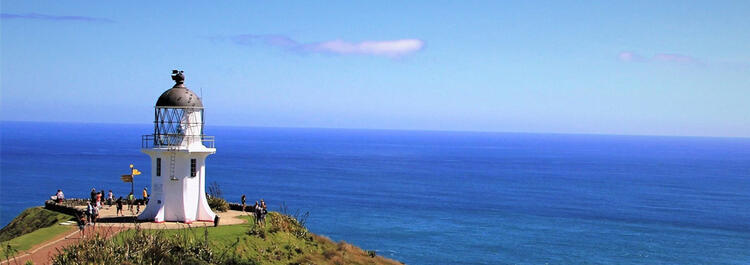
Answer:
[86,201,94,224]
[90,188,97,203]
[116,197,124,216]
[91,205,99,228]
[241,194,246,212]
[76,213,86,238]
[142,187,149,203]
[253,201,260,224]
[107,190,114,207]
[260,199,268,225]
[96,191,103,209]
[56,189,64,204]
[128,192,135,212]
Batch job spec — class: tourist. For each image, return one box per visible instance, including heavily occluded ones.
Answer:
[253,201,260,224]
[76,213,86,238]
[107,190,114,207]
[260,199,268,225]
[96,191,103,209]
[86,201,94,224]
[258,208,267,225]
[91,204,99,228]
[142,187,149,203]
[136,201,141,214]
[241,194,246,212]
[128,192,135,212]
[55,189,64,204]
[90,188,97,202]
[116,197,124,216]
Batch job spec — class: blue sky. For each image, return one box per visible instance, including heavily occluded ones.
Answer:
[2,1,749,137]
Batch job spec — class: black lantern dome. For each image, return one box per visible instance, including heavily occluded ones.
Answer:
[141,70,214,149]
[156,87,203,108]
[156,70,203,108]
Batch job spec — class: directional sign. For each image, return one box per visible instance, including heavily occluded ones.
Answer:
[121,174,133,183]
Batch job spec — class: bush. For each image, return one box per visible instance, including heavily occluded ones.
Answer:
[268,212,308,239]
[206,182,229,212]
[51,227,257,265]
[208,182,223,199]
[208,197,229,212]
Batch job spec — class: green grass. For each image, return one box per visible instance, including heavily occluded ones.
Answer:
[116,214,312,264]
[2,223,75,252]
[0,207,75,242]
[108,212,402,265]
[2,208,403,264]
[0,207,77,256]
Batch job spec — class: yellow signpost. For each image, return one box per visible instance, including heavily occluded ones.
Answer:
[121,174,133,182]
[124,164,141,195]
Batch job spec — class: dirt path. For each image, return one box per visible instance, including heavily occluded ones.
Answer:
[1,226,127,265]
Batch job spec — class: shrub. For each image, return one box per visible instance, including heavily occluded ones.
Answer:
[278,202,309,229]
[267,212,308,239]
[206,182,229,212]
[50,227,256,265]
[208,182,223,199]
[208,197,229,212]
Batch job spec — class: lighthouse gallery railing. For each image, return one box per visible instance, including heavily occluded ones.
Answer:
[141,134,215,149]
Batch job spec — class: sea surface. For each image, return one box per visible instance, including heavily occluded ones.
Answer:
[1,121,749,264]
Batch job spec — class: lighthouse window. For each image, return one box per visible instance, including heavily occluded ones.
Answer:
[156,158,161,176]
[190,159,197,177]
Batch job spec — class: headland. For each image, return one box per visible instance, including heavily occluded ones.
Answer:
[1,199,403,265]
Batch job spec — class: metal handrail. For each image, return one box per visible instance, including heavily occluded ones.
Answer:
[142,134,215,149]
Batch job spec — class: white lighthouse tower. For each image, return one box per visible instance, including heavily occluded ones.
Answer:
[138,70,216,223]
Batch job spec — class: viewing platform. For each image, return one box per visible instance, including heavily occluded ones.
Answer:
[44,199,247,229]
[141,134,215,149]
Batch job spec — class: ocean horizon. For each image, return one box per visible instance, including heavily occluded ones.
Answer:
[2,121,749,264]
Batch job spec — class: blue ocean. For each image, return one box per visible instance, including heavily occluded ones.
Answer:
[1,121,749,264]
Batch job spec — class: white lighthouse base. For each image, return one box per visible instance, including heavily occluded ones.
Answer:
[137,187,216,223]
[138,148,216,223]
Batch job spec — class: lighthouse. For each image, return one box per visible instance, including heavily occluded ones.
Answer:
[138,70,216,223]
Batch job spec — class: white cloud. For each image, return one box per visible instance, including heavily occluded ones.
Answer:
[231,35,425,58]
[305,39,425,57]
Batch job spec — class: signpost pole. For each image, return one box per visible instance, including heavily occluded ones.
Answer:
[130,164,135,196]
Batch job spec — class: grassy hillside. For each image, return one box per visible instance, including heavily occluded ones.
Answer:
[53,212,402,265]
[0,207,74,242]
[0,207,76,254]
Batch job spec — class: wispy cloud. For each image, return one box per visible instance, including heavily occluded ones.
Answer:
[617,52,647,63]
[230,34,425,58]
[1,13,114,23]
[617,51,703,65]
